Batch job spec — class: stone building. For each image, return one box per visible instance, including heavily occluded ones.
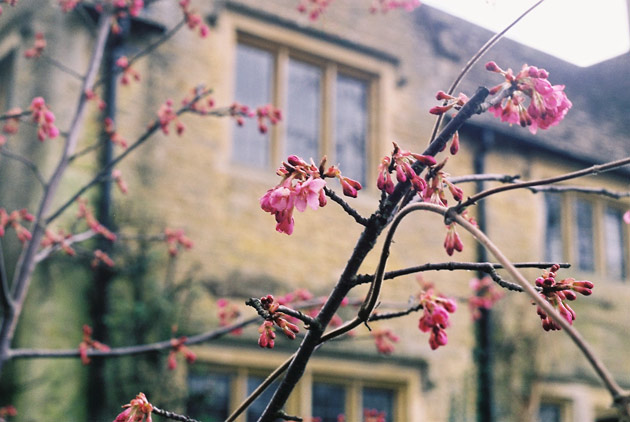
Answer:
[0,1,628,421]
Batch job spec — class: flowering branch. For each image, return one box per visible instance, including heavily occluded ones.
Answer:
[0,7,112,374]
[458,156,630,210]
[428,0,546,143]
[44,88,215,225]
[7,316,258,360]
[353,261,570,292]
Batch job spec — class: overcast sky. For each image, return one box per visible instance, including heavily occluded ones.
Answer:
[422,0,630,67]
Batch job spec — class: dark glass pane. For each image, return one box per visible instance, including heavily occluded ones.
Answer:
[362,387,395,422]
[604,207,626,280]
[0,53,14,110]
[233,43,273,168]
[246,376,282,422]
[286,59,321,162]
[312,382,346,422]
[545,194,563,263]
[538,403,562,422]
[187,372,231,422]
[574,199,595,272]
[335,74,368,186]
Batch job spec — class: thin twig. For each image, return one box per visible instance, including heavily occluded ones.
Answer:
[153,406,202,422]
[354,261,570,292]
[528,185,630,200]
[394,202,629,404]
[0,148,47,188]
[33,230,96,263]
[324,187,368,226]
[458,156,630,210]
[428,0,546,144]
[40,54,84,80]
[8,316,259,360]
[368,303,423,321]
[448,174,520,185]
[0,111,31,121]
[44,90,216,225]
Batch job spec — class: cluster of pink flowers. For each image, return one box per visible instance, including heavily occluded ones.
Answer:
[78,324,110,365]
[24,32,46,58]
[77,198,117,241]
[164,228,193,256]
[422,158,463,206]
[30,97,59,141]
[624,211,630,224]
[167,336,196,370]
[256,104,282,134]
[115,56,141,85]
[485,62,572,134]
[261,155,361,234]
[376,142,436,195]
[371,328,399,355]
[297,0,332,21]
[179,0,209,38]
[156,99,185,135]
[257,294,300,349]
[0,0,19,16]
[468,276,505,320]
[535,264,593,331]
[104,117,128,148]
[41,228,75,256]
[370,0,421,13]
[417,285,457,350]
[0,405,17,422]
[217,298,243,335]
[113,393,153,422]
[0,208,33,244]
[92,249,115,268]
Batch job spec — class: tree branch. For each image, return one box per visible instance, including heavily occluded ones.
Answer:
[324,187,368,226]
[528,185,630,200]
[458,156,630,210]
[0,147,47,188]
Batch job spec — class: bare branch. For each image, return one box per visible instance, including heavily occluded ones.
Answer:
[459,156,630,210]
[528,185,630,200]
[40,54,84,80]
[152,406,202,422]
[324,187,368,226]
[0,147,47,188]
[448,174,520,185]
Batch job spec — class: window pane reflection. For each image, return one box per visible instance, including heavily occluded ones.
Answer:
[336,74,368,186]
[574,199,595,272]
[312,382,345,422]
[545,194,563,263]
[286,59,321,162]
[604,207,626,280]
[187,372,231,422]
[362,387,395,422]
[233,44,273,168]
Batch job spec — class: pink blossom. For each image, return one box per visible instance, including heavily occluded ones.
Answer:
[417,286,456,350]
[29,97,59,141]
[486,63,572,134]
[624,210,630,224]
[113,393,153,422]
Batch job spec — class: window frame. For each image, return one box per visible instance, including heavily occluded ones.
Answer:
[189,345,419,422]
[226,11,395,190]
[541,192,630,283]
